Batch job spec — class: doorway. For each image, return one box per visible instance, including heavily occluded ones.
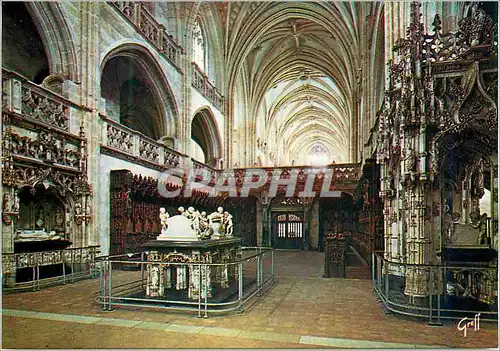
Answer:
[271,212,304,249]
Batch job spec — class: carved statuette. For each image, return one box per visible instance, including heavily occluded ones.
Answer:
[159,207,169,234]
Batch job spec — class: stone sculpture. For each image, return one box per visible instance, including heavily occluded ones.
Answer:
[186,207,201,236]
[209,207,224,238]
[199,211,210,239]
[157,214,198,241]
[159,207,169,235]
[157,205,236,240]
[223,211,234,237]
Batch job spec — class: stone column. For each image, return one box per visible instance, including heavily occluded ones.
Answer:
[146,263,165,297]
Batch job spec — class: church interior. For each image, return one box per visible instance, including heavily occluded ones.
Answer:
[1,1,499,348]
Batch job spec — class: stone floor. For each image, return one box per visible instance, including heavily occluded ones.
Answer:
[2,251,498,349]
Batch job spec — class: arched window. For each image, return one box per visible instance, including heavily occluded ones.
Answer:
[307,143,330,166]
[192,18,206,72]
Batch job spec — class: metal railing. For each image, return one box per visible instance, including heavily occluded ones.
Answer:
[372,252,498,324]
[96,247,274,317]
[2,246,100,292]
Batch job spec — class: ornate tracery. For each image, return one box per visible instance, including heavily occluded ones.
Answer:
[377,3,497,300]
[192,17,206,72]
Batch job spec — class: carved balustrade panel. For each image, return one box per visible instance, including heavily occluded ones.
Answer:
[191,63,225,113]
[110,2,182,70]
[138,5,160,45]
[111,1,135,21]
[3,69,88,133]
[163,149,181,168]
[106,123,134,154]
[102,115,185,170]
[2,246,99,274]
[192,160,217,184]
[8,129,84,171]
[3,79,9,110]
[21,86,69,131]
[139,136,160,164]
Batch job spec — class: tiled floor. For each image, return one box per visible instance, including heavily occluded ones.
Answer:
[2,251,498,349]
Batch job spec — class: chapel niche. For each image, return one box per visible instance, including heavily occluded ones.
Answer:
[15,185,69,249]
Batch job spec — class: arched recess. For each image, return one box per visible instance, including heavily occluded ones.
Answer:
[23,2,80,82]
[191,107,223,167]
[100,44,179,140]
[2,2,50,83]
[185,2,225,88]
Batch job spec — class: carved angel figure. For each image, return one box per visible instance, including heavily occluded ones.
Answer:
[199,211,210,238]
[209,207,224,237]
[186,207,200,235]
[223,211,234,237]
[159,207,169,232]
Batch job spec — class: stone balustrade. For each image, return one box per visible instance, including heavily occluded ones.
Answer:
[234,164,361,183]
[192,159,218,183]
[2,68,89,134]
[100,114,185,170]
[111,2,183,71]
[191,62,224,112]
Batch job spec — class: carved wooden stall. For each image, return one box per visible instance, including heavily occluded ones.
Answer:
[224,197,257,247]
[2,69,94,287]
[376,3,497,309]
[323,232,347,278]
[352,159,384,262]
[319,194,356,252]
[109,170,228,256]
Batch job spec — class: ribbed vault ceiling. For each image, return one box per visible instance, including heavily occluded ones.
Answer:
[224,2,363,165]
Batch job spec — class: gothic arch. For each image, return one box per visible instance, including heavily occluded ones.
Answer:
[24,2,80,82]
[100,43,179,139]
[191,107,223,167]
[185,2,225,88]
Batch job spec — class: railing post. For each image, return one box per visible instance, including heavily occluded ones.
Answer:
[100,260,107,311]
[378,256,382,289]
[257,253,262,296]
[428,267,435,324]
[32,267,36,291]
[384,262,389,299]
[140,252,145,287]
[133,134,140,158]
[238,262,244,313]
[108,260,113,311]
[437,267,442,325]
[63,261,66,284]
[271,249,275,282]
[203,263,209,318]
[133,2,141,26]
[371,252,375,282]
[197,264,202,318]
[158,24,164,51]
[4,77,22,113]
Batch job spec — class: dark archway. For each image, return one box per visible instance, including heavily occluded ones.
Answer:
[191,108,223,167]
[100,45,179,140]
[2,2,50,83]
